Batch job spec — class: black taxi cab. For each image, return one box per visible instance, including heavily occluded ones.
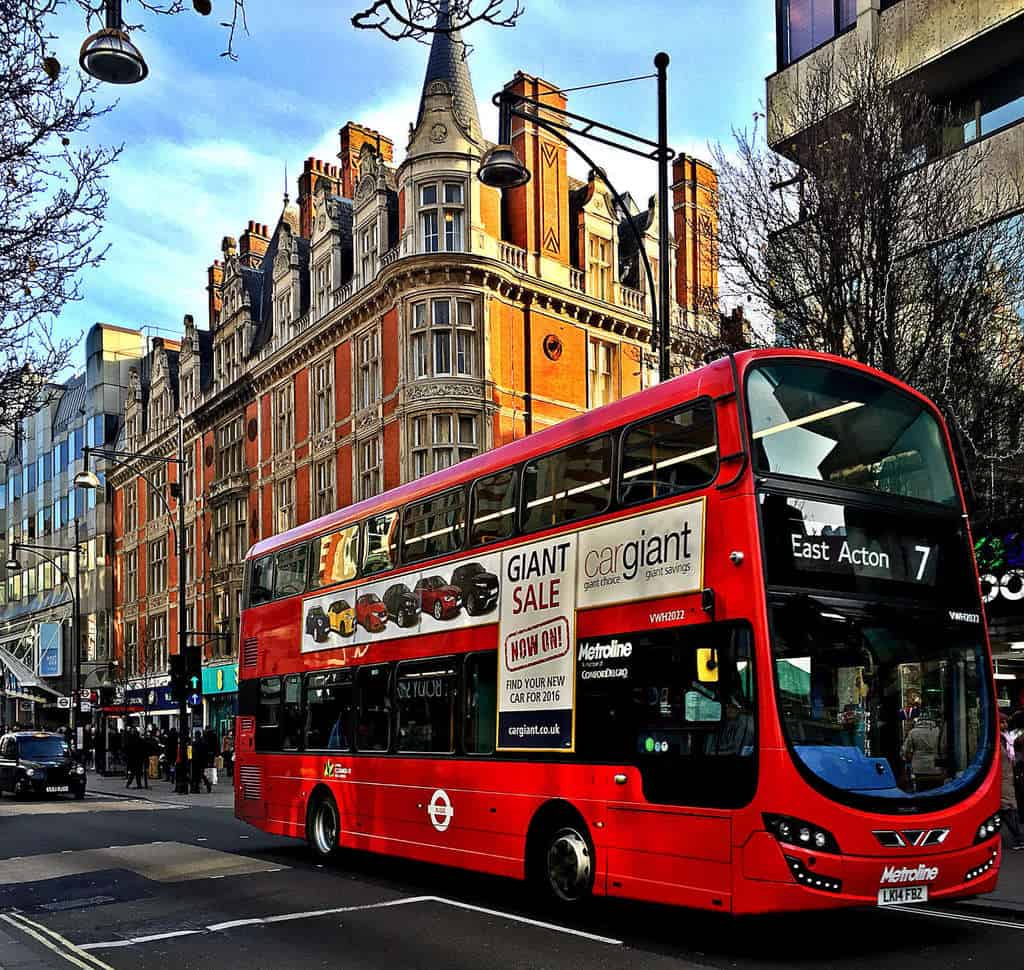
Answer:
[0,731,86,799]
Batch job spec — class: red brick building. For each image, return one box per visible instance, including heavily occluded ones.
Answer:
[108,14,727,733]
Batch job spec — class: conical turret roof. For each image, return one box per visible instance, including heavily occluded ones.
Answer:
[415,0,482,142]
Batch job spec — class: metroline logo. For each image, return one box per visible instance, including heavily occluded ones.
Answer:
[578,639,633,662]
[880,864,939,884]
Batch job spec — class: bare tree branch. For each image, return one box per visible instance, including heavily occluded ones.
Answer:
[351,0,524,49]
[709,43,1024,524]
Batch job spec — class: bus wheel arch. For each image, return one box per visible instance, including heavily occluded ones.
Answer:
[305,784,340,859]
[525,800,595,905]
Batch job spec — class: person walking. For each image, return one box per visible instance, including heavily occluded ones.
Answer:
[203,726,218,786]
[221,728,234,777]
[1001,715,1024,850]
[164,727,178,783]
[190,729,211,793]
[125,727,145,790]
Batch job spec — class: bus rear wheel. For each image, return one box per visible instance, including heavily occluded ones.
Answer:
[535,823,594,905]
[307,792,340,860]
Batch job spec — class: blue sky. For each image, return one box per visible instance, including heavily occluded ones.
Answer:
[46,0,774,351]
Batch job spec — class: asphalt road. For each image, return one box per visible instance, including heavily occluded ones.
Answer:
[1,787,1023,970]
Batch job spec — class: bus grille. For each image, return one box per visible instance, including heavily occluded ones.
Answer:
[240,717,255,733]
[238,765,262,801]
[242,637,258,669]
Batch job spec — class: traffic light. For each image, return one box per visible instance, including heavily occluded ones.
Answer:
[169,653,186,702]
[185,644,203,705]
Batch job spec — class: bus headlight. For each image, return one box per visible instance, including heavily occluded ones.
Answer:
[764,814,841,854]
[974,813,1001,844]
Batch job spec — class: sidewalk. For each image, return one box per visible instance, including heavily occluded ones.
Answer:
[961,838,1024,917]
[87,769,235,809]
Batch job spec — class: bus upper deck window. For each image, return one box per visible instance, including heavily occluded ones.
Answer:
[403,490,465,564]
[273,544,309,599]
[250,555,275,606]
[621,401,717,505]
[311,525,359,589]
[363,511,399,575]
[470,470,517,546]
[522,436,613,533]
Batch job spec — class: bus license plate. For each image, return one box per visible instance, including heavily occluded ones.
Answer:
[878,886,928,906]
[45,785,69,793]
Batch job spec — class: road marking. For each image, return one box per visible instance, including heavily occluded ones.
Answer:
[430,897,623,945]
[2,913,117,970]
[896,906,1024,931]
[79,894,623,950]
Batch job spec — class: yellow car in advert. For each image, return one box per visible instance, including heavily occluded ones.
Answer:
[327,599,356,637]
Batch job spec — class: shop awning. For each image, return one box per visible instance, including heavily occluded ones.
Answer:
[0,645,61,696]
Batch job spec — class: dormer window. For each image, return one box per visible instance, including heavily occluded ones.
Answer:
[276,291,291,327]
[314,260,331,316]
[360,223,378,283]
[419,181,464,253]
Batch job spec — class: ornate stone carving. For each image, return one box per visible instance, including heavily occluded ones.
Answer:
[430,123,448,144]
[405,381,482,402]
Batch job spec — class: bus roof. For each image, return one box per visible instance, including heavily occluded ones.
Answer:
[246,348,933,561]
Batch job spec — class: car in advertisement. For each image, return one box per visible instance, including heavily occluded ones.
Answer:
[451,561,500,616]
[415,575,462,620]
[356,592,389,632]
[328,599,356,636]
[383,584,420,628]
[0,732,86,799]
[305,606,331,643]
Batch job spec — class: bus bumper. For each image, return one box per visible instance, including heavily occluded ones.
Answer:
[735,831,1001,914]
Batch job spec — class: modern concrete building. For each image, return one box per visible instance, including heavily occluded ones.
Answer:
[0,324,144,728]
[767,0,1024,687]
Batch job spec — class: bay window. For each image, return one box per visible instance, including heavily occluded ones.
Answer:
[410,297,477,378]
[410,412,479,477]
[419,181,465,253]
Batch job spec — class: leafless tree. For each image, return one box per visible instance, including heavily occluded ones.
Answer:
[351,0,524,47]
[0,1,120,434]
[710,44,1024,523]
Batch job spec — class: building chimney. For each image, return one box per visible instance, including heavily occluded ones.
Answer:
[206,259,223,328]
[298,157,343,238]
[503,72,570,267]
[239,220,269,267]
[338,122,394,199]
[672,154,718,315]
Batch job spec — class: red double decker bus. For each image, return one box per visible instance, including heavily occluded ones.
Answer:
[234,349,1000,914]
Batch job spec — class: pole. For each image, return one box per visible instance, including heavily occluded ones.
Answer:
[175,415,189,794]
[72,518,81,742]
[655,52,671,382]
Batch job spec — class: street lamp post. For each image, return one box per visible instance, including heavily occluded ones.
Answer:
[7,519,82,737]
[479,54,675,379]
[77,414,190,793]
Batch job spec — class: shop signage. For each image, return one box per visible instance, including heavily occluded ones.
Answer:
[38,623,62,678]
[201,663,238,695]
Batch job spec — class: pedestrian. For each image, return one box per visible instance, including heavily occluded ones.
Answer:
[125,727,145,790]
[165,727,178,783]
[203,725,218,784]
[190,729,211,793]
[221,729,234,776]
[95,727,106,776]
[1001,715,1024,850]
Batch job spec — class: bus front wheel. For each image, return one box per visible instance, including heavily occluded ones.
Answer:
[533,822,594,905]
[306,791,340,860]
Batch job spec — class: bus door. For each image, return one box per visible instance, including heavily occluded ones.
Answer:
[578,624,756,909]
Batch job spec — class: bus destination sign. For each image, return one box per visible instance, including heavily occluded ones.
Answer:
[763,495,944,591]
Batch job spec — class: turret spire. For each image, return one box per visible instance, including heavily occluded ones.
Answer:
[415,0,482,142]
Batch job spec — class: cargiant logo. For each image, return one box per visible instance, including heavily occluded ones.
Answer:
[880,865,939,885]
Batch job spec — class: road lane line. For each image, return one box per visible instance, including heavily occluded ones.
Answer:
[77,893,622,950]
[2,914,116,970]
[895,906,1024,931]
[428,897,623,946]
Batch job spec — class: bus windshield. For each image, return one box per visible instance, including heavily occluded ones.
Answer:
[747,361,958,507]
[769,599,992,806]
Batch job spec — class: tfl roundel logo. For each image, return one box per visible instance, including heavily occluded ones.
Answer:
[428,789,454,832]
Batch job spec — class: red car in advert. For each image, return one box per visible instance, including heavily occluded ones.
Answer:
[414,575,462,620]
[356,593,388,632]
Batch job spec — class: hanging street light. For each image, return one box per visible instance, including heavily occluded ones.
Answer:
[79,0,148,85]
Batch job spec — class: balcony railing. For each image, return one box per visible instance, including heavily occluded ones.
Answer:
[333,280,353,308]
[499,241,528,272]
[569,268,585,292]
[621,286,646,314]
[380,246,400,268]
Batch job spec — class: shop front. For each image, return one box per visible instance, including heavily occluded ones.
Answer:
[976,525,1024,712]
[202,662,238,745]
